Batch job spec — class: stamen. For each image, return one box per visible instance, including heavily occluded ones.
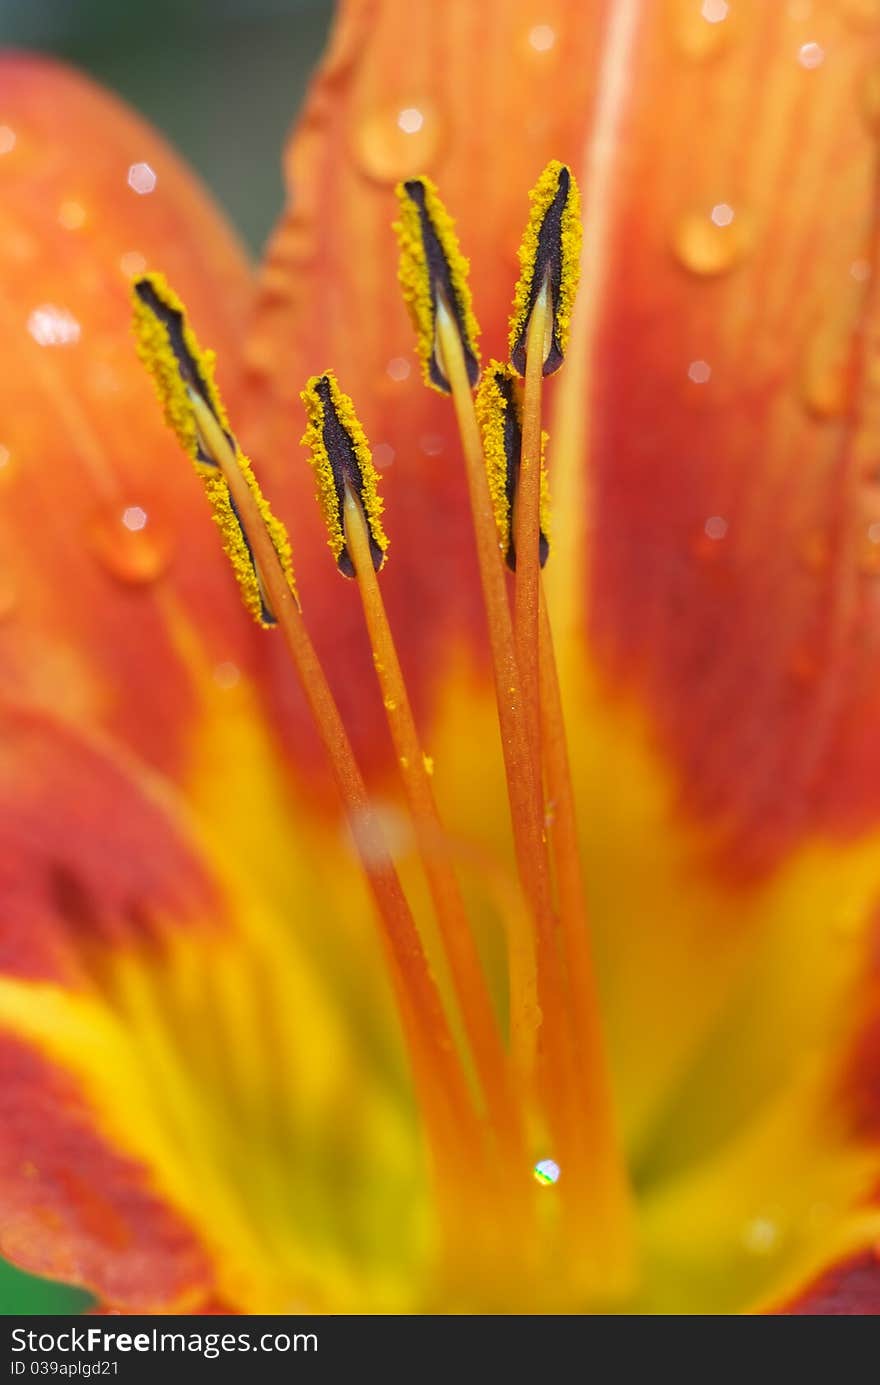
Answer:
[131,276,486,1207]
[132,273,295,627]
[300,372,388,577]
[475,361,551,570]
[395,176,480,393]
[509,161,582,377]
[300,370,527,1172]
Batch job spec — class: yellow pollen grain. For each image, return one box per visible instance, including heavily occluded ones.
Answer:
[394,176,481,393]
[131,271,296,626]
[508,160,582,368]
[300,371,389,568]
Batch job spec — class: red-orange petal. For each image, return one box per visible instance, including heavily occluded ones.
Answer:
[0,53,262,786]
[0,1034,214,1310]
[777,1250,880,1314]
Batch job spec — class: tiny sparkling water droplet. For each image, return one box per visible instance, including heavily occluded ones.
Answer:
[214,661,241,689]
[89,503,170,584]
[373,443,395,470]
[704,515,728,540]
[420,433,445,456]
[533,1158,560,1186]
[0,125,16,155]
[528,24,556,53]
[797,40,825,70]
[355,103,441,183]
[27,305,81,348]
[688,359,712,384]
[672,209,750,275]
[741,1216,780,1255]
[119,250,147,279]
[127,161,157,195]
[386,356,411,382]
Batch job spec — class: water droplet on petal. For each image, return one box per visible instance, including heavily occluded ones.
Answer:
[386,356,411,382]
[27,305,81,348]
[527,23,556,53]
[373,443,395,470]
[533,1158,560,1186]
[127,161,157,195]
[0,444,12,482]
[801,332,853,419]
[0,125,16,155]
[355,103,441,183]
[688,359,712,384]
[214,660,241,689]
[420,433,444,456]
[851,258,871,283]
[672,208,751,275]
[797,41,825,70]
[89,503,170,584]
[741,1216,781,1255]
[704,515,728,540]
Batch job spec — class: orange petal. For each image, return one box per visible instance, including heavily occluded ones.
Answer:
[244,0,609,771]
[546,0,880,876]
[0,53,262,785]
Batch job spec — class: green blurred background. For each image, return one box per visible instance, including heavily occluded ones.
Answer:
[0,0,333,1315]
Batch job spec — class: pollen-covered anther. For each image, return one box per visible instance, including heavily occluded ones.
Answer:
[300,371,389,577]
[394,176,480,394]
[476,362,550,571]
[131,271,296,626]
[509,161,582,377]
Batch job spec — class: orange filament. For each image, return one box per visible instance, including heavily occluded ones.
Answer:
[432,301,589,1180]
[513,277,550,789]
[342,485,528,1175]
[538,582,636,1287]
[186,394,482,1184]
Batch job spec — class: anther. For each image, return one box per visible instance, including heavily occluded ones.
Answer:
[394,176,480,393]
[300,371,388,577]
[509,161,581,377]
[476,362,550,571]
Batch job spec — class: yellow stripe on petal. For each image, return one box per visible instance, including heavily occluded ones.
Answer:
[132,272,297,626]
[394,177,480,394]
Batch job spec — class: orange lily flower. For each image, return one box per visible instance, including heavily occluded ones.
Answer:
[2,0,880,1315]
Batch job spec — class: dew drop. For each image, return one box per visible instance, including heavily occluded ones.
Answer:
[801,335,852,420]
[420,433,445,457]
[373,443,395,470]
[89,503,170,584]
[27,305,81,348]
[850,258,871,283]
[688,359,712,384]
[533,1158,560,1186]
[741,1216,780,1255]
[704,515,728,540]
[386,356,411,382]
[355,103,441,183]
[672,208,751,276]
[527,24,556,53]
[701,0,729,19]
[0,125,15,155]
[127,161,157,195]
[797,41,825,70]
[214,660,241,689]
[0,444,11,476]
